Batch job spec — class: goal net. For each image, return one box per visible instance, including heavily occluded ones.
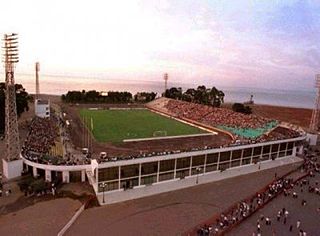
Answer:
[153,130,167,137]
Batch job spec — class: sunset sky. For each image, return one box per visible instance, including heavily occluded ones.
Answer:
[0,0,319,90]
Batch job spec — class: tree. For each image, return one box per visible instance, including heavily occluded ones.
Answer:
[165,85,225,107]
[232,103,252,114]
[0,83,30,134]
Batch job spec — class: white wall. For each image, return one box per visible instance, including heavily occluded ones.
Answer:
[2,159,23,179]
[306,133,318,146]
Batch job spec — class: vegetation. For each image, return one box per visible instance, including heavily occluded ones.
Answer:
[164,85,225,107]
[133,92,157,102]
[232,103,252,114]
[80,109,206,143]
[0,83,31,134]
[61,90,158,104]
[61,90,132,103]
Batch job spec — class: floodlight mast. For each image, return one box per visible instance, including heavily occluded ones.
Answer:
[2,33,20,162]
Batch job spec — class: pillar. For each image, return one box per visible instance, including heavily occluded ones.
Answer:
[33,166,38,178]
[62,171,70,183]
[45,169,52,182]
[81,170,86,182]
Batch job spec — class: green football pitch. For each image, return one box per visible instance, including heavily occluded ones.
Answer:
[80,109,207,143]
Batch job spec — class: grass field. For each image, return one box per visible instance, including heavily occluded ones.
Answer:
[80,109,207,143]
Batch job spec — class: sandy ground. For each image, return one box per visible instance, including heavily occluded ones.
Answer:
[0,198,81,236]
[66,163,299,236]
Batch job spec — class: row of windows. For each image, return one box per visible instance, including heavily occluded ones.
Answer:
[98,142,296,182]
[98,149,295,191]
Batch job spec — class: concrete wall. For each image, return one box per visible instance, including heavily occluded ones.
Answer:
[2,159,23,179]
[306,133,318,146]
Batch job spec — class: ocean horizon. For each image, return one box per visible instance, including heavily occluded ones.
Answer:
[14,74,315,109]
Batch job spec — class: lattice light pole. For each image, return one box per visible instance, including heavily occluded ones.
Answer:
[2,33,20,162]
[164,73,168,94]
[310,74,320,131]
[35,62,40,99]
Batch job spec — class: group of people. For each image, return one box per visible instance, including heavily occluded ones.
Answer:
[22,117,58,157]
[197,148,319,236]
[197,177,294,235]
[165,100,273,130]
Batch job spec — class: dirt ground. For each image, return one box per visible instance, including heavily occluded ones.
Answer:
[0,198,81,236]
[252,104,312,129]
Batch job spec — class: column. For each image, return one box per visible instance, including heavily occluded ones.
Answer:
[62,171,70,183]
[138,163,142,186]
[156,161,160,182]
[45,169,52,182]
[174,158,177,178]
[204,154,207,173]
[33,166,38,178]
[189,156,193,176]
[81,170,86,182]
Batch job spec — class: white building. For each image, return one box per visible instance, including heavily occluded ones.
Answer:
[35,99,50,118]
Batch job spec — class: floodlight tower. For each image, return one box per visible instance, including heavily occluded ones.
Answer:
[2,33,20,162]
[310,74,320,131]
[164,73,168,94]
[35,62,40,99]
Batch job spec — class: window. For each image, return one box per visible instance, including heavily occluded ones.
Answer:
[191,167,204,175]
[141,175,157,185]
[231,160,241,168]
[98,181,119,192]
[176,169,190,179]
[160,159,175,172]
[218,162,229,171]
[287,142,294,150]
[271,144,279,153]
[141,162,158,175]
[98,167,119,182]
[280,142,287,151]
[121,164,139,179]
[120,178,139,189]
[263,145,271,154]
[243,148,252,157]
[286,149,293,156]
[253,146,262,156]
[206,153,219,164]
[205,164,217,172]
[176,157,191,169]
[242,158,251,165]
[219,151,231,162]
[192,155,205,166]
[159,172,174,182]
[232,150,242,160]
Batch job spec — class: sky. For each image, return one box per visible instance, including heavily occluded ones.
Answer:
[0,0,319,90]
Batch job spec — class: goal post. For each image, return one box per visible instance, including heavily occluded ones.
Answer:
[153,130,167,137]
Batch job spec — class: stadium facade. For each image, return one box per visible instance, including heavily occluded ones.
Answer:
[21,134,305,204]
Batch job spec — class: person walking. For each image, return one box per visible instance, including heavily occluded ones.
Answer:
[297,220,301,229]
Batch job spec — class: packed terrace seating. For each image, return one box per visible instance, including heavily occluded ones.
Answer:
[163,99,302,141]
[165,99,273,129]
[22,115,93,166]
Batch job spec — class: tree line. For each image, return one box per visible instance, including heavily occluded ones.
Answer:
[0,83,31,134]
[61,90,157,103]
[164,85,225,107]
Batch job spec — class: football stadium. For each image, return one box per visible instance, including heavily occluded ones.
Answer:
[20,97,307,204]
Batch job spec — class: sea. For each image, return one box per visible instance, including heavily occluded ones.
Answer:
[15,74,315,109]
